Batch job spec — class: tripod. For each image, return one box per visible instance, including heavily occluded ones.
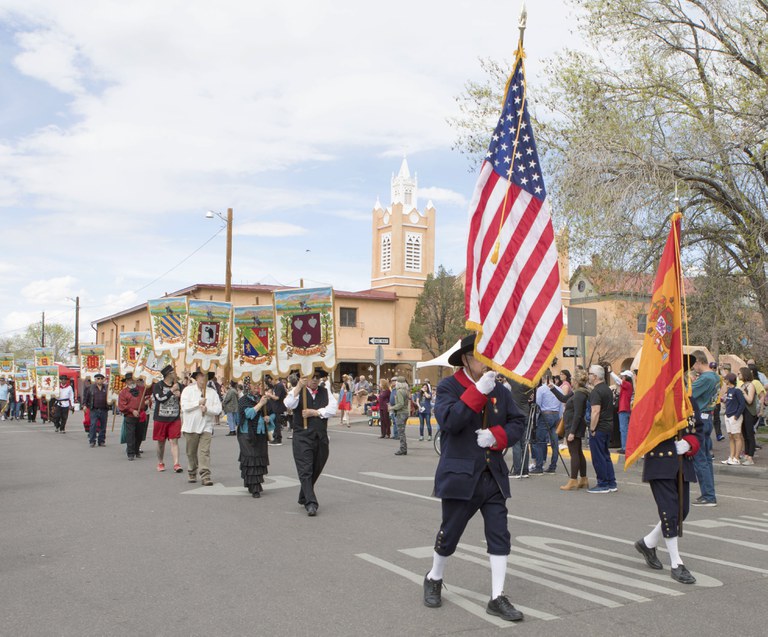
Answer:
[514,404,570,477]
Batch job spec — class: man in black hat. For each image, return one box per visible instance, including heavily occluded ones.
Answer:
[53,375,75,433]
[634,354,704,585]
[283,368,338,516]
[152,364,183,472]
[423,333,526,622]
[86,372,109,447]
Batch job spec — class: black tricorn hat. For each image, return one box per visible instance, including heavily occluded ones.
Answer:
[94,373,105,380]
[190,368,204,379]
[312,368,329,379]
[448,334,477,367]
[160,365,175,378]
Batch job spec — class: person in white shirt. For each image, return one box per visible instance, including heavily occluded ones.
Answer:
[54,376,75,433]
[283,368,338,516]
[181,369,222,486]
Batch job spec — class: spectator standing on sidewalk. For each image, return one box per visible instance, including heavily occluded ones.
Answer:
[532,371,561,474]
[222,380,240,436]
[738,367,758,466]
[392,377,410,456]
[587,365,618,493]
[690,351,720,506]
[721,373,745,466]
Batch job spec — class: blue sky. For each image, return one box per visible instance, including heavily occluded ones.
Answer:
[0,0,579,345]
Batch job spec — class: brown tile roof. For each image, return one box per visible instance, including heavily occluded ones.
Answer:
[572,267,696,297]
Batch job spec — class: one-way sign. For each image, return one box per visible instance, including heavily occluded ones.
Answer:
[368,337,390,345]
[562,346,579,358]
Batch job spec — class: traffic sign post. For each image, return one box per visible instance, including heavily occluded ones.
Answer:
[567,307,597,370]
[374,345,384,385]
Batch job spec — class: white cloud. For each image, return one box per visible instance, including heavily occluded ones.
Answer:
[234,222,308,237]
[0,310,45,335]
[14,29,85,95]
[419,186,469,208]
[21,275,78,304]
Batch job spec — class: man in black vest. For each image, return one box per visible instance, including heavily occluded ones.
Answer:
[284,368,338,516]
[266,375,287,445]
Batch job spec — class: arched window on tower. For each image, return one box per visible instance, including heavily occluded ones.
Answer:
[405,232,422,272]
[381,232,392,271]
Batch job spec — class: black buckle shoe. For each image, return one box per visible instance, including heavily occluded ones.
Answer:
[423,574,442,608]
[486,595,523,621]
[635,538,663,570]
[671,564,696,584]
[306,504,318,517]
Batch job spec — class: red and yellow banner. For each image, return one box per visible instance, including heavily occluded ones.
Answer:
[625,213,693,469]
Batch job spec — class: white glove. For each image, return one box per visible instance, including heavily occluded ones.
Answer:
[475,428,496,448]
[475,371,497,395]
[674,439,691,455]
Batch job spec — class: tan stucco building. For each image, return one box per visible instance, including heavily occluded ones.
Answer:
[93,159,436,383]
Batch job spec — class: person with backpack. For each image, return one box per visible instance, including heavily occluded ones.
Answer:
[392,377,411,456]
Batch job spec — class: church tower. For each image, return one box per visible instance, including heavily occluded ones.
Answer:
[371,158,436,297]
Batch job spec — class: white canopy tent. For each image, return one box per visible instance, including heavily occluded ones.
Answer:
[416,340,461,370]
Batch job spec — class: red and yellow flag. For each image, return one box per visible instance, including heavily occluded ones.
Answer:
[624,213,693,469]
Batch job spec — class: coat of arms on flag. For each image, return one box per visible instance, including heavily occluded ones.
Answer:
[274,287,335,376]
[106,363,124,405]
[135,348,174,384]
[119,332,151,376]
[185,300,231,370]
[14,371,32,400]
[36,365,60,399]
[463,36,564,387]
[79,344,106,379]
[232,306,277,380]
[34,347,55,368]
[148,297,188,357]
[0,352,14,375]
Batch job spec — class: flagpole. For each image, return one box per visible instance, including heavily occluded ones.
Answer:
[673,196,685,538]
[518,1,527,48]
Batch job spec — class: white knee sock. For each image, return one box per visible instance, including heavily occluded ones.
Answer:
[427,552,447,582]
[644,522,662,549]
[489,554,508,599]
[665,536,682,568]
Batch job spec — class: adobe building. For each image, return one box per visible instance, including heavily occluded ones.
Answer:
[92,160,436,383]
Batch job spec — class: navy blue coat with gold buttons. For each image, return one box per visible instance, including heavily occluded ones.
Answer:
[433,370,525,501]
[641,402,704,483]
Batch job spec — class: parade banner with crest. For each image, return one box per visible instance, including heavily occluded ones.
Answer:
[36,365,60,399]
[185,300,232,371]
[0,352,14,377]
[135,347,174,385]
[231,305,278,380]
[107,363,124,405]
[119,332,150,376]
[79,344,106,379]
[147,297,188,358]
[274,287,335,376]
[34,347,55,367]
[15,371,32,400]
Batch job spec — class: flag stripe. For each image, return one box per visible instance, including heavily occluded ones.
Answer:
[464,53,563,386]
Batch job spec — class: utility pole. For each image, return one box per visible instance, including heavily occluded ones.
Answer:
[41,312,45,347]
[225,208,233,302]
[74,296,80,357]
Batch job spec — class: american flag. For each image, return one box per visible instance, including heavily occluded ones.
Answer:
[465,53,564,386]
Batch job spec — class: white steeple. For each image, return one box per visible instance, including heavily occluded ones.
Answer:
[391,157,417,210]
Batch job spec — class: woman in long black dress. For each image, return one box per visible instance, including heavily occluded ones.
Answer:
[237,379,275,498]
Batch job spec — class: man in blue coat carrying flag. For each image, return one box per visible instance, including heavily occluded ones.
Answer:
[423,334,526,621]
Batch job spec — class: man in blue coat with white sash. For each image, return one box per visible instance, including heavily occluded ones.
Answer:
[423,334,526,622]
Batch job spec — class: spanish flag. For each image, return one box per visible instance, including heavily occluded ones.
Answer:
[625,213,693,469]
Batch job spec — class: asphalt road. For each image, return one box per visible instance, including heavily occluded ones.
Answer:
[2,413,767,637]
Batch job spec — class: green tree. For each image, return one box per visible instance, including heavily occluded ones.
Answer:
[12,323,74,363]
[409,266,466,371]
[451,0,768,328]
